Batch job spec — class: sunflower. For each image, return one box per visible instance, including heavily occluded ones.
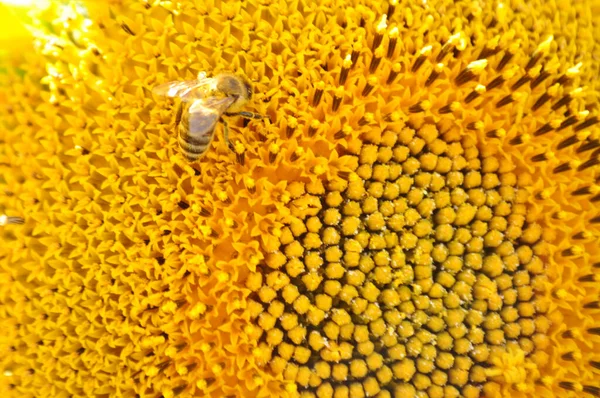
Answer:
[1,0,599,397]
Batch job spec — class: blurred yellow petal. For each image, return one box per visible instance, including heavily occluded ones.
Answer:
[0,3,33,62]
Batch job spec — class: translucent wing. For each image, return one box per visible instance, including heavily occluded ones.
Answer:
[152,76,213,102]
[152,79,200,97]
[187,96,236,141]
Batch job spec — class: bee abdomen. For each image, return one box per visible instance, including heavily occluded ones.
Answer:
[178,127,211,161]
[179,129,213,146]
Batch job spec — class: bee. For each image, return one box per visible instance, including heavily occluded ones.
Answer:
[153,72,266,161]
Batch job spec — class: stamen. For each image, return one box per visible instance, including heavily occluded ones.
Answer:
[557,115,578,131]
[577,157,600,171]
[532,93,552,111]
[409,100,431,113]
[120,23,136,36]
[553,62,582,86]
[269,142,280,163]
[496,94,514,108]
[561,351,580,361]
[573,230,593,240]
[497,90,526,109]
[478,35,501,59]
[351,37,363,66]
[290,147,304,162]
[530,71,550,89]
[362,76,378,97]
[372,15,387,51]
[557,134,583,150]
[312,81,325,107]
[387,27,399,58]
[553,161,578,173]
[387,62,402,84]
[531,151,555,162]
[334,125,352,140]
[308,119,321,137]
[230,141,244,164]
[439,101,460,114]
[559,381,579,392]
[577,139,600,154]
[533,118,560,136]
[551,86,583,111]
[286,117,298,138]
[173,384,187,396]
[509,133,530,146]
[436,32,464,62]
[425,63,445,87]
[511,66,539,91]
[0,215,24,225]
[358,112,375,126]
[583,386,600,397]
[496,41,520,72]
[465,84,486,103]
[216,190,231,204]
[339,54,352,85]
[387,0,398,19]
[486,128,506,139]
[467,121,484,131]
[530,58,559,88]
[332,87,344,112]
[574,116,599,132]
[526,35,553,70]
[455,59,488,86]
[411,45,432,73]
[369,46,385,73]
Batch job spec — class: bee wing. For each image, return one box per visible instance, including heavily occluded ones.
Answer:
[152,77,213,102]
[152,80,199,97]
[188,96,236,140]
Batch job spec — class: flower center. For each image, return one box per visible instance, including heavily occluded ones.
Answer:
[250,122,548,397]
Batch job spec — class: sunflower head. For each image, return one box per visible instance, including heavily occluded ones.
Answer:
[1,0,600,397]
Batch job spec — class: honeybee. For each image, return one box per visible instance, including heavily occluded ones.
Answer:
[153,72,265,161]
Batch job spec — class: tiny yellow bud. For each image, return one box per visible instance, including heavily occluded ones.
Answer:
[234,141,245,154]
[420,45,433,55]
[287,116,298,128]
[343,54,353,68]
[216,271,230,283]
[376,14,387,32]
[467,59,488,73]
[535,35,553,55]
[269,142,280,154]
[200,343,211,352]
[566,62,583,77]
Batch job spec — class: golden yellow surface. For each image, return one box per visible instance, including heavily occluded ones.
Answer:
[1,0,600,397]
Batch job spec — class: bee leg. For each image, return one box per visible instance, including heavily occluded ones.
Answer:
[174,101,183,127]
[225,111,267,120]
[221,118,233,151]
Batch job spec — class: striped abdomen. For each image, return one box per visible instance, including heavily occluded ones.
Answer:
[177,101,216,162]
